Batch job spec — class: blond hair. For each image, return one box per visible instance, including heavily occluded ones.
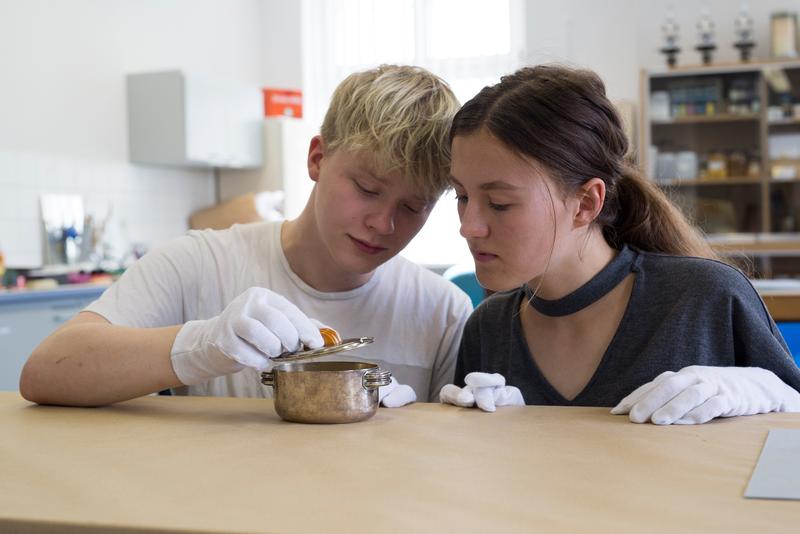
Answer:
[320,65,459,201]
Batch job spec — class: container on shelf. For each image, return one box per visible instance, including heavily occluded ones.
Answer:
[771,12,799,59]
[707,152,729,179]
[676,151,698,180]
[655,152,677,182]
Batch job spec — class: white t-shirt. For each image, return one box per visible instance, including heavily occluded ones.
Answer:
[85,221,472,401]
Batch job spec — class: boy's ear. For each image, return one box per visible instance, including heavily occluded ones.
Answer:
[307,135,325,182]
[574,177,606,228]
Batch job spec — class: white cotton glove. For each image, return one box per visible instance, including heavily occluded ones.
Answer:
[439,372,525,412]
[378,377,417,408]
[170,287,324,385]
[610,365,800,425]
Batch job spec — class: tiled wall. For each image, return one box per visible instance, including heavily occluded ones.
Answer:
[0,149,215,269]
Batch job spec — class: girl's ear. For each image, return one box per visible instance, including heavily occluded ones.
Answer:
[574,178,606,228]
[307,135,325,182]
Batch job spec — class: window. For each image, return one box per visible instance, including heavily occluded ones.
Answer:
[302,0,526,266]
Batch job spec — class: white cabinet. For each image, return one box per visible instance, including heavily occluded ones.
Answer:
[127,70,263,168]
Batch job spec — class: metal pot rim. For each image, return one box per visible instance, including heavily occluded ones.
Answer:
[261,361,392,390]
[269,361,381,373]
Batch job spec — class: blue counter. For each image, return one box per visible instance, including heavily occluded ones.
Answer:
[0,284,110,391]
[0,284,109,305]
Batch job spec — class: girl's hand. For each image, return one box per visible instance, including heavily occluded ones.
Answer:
[440,372,524,412]
[611,366,800,425]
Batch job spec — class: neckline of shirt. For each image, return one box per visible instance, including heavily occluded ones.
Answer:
[272,221,382,300]
[523,245,638,317]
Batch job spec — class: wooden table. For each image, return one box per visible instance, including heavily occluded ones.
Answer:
[1,392,798,533]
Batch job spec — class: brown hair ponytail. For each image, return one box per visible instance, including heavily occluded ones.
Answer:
[450,65,721,261]
[602,165,719,259]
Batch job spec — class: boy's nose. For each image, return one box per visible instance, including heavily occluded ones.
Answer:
[367,205,396,235]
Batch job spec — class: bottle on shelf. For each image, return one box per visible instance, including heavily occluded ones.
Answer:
[706,151,728,180]
[747,152,762,179]
[728,150,748,177]
[0,241,6,288]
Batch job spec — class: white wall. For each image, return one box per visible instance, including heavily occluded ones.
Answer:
[260,0,304,89]
[0,0,266,268]
[524,0,641,102]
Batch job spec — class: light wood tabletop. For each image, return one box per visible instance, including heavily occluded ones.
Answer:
[0,392,798,533]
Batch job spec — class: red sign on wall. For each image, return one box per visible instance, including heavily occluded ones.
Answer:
[263,88,303,118]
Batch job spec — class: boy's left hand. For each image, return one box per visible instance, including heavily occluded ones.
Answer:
[611,365,800,425]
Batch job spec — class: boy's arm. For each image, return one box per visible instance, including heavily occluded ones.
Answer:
[20,286,326,407]
[19,234,202,407]
[19,311,183,407]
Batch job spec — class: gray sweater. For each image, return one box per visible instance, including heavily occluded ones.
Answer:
[455,248,800,406]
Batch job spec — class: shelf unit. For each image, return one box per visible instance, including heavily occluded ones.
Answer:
[640,60,800,277]
[651,113,760,125]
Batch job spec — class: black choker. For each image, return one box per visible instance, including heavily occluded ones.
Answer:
[523,245,639,317]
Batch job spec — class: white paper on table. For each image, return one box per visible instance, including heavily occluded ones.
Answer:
[745,429,800,500]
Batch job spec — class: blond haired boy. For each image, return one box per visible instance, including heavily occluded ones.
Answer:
[21,65,472,407]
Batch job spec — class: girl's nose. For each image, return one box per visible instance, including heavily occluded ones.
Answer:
[459,202,489,239]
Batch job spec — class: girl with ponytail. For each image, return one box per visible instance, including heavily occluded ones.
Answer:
[440,65,800,424]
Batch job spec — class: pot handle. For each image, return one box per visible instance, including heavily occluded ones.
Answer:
[261,371,274,387]
[363,368,392,389]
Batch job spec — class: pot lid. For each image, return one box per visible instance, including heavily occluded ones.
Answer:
[269,337,374,363]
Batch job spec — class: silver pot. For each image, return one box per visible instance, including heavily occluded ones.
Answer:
[261,361,391,424]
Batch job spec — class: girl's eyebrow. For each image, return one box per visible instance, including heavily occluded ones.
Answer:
[479,180,520,191]
[449,176,521,192]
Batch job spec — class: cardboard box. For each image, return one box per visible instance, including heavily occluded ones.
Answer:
[189,193,263,230]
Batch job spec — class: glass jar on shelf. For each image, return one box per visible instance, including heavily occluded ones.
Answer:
[747,154,762,178]
[676,151,699,180]
[728,150,748,177]
[706,151,728,179]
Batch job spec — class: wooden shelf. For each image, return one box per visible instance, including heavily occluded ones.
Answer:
[648,58,800,78]
[651,113,760,125]
[709,233,800,255]
[657,176,762,186]
[768,118,800,126]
